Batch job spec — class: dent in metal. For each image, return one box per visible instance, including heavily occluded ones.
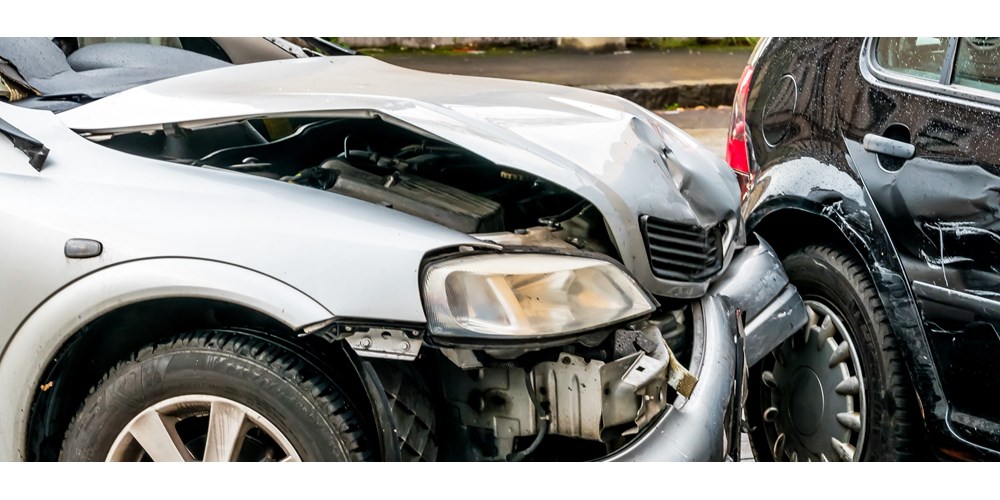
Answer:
[605,299,736,461]
[607,239,798,460]
[58,56,741,298]
[747,37,1000,458]
[707,239,808,366]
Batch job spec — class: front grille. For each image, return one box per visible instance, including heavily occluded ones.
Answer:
[641,216,724,282]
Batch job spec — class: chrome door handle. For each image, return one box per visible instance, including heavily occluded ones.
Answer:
[863,133,915,159]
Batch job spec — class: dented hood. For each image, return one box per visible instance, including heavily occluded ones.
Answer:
[58,56,741,297]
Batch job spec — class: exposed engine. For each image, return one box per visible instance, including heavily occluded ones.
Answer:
[431,311,692,460]
[94,116,617,256]
[91,115,697,461]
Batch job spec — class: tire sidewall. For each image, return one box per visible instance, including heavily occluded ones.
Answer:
[61,339,357,461]
[781,248,895,461]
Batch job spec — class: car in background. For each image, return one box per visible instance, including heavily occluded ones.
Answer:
[728,37,1000,461]
[0,37,806,461]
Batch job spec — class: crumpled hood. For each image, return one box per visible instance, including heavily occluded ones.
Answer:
[58,56,741,297]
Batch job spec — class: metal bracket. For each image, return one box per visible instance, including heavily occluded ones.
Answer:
[440,348,483,369]
[345,327,423,361]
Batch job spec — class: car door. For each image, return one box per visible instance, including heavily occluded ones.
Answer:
[841,37,1000,447]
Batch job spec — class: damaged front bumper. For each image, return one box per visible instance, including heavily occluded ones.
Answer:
[606,238,807,461]
[343,239,805,461]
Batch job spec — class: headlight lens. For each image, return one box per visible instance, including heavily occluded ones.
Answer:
[422,253,656,341]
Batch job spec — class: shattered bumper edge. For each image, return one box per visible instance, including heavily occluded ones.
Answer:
[604,240,806,461]
[745,283,807,366]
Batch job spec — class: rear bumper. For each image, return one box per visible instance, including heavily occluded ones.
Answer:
[606,237,806,461]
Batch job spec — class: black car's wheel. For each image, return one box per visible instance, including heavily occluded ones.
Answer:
[747,245,919,461]
[60,330,373,462]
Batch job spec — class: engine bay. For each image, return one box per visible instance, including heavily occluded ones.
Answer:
[94,115,618,256]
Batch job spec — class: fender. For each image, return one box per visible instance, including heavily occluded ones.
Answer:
[747,192,992,458]
[0,257,335,460]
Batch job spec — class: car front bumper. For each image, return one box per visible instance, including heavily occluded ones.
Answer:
[605,238,807,461]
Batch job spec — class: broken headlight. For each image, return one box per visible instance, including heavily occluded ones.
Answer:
[422,253,657,342]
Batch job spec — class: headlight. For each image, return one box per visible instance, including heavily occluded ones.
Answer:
[422,253,657,342]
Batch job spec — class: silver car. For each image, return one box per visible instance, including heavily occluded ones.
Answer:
[0,37,806,461]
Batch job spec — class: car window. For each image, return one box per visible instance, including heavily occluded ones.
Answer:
[953,37,1000,93]
[875,37,948,81]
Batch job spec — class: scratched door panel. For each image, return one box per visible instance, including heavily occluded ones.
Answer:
[842,37,1000,438]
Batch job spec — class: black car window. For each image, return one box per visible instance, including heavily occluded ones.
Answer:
[953,37,1000,93]
[875,37,949,81]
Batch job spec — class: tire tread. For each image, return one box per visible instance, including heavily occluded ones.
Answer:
[60,329,373,461]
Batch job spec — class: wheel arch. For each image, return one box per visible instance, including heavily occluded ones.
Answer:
[0,257,375,461]
[748,201,955,455]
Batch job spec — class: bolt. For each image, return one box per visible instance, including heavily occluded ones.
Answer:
[359,337,372,349]
[398,341,411,351]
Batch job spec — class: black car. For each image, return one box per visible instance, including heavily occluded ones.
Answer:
[728,37,1000,461]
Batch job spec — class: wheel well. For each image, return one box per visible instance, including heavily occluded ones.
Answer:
[26,298,376,461]
[751,208,855,260]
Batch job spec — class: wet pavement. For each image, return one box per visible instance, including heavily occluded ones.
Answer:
[658,106,731,156]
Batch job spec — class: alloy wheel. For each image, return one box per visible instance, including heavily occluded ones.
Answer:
[106,395,302,462]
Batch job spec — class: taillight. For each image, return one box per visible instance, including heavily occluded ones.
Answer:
[726,64,754,197]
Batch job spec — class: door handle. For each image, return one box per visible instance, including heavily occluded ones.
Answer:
[863,133,915,159]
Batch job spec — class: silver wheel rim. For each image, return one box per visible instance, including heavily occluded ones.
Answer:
[107,395,302,462]
[758,300,867,462]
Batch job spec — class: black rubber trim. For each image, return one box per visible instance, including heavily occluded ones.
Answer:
[0,116,48,170]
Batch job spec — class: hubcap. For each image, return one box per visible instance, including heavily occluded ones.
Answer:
[757,301,866,462]
[107,395,301,462]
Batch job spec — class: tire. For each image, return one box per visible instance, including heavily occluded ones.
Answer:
[368,360,439,462]
[746,244,920,462]
[60,329,373,462]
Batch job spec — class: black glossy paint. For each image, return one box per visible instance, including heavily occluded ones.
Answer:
[743,37,1000,460]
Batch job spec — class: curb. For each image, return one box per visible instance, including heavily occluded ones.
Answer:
[582,79,738,110]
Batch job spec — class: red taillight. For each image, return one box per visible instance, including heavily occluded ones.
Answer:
[726,64,754,197]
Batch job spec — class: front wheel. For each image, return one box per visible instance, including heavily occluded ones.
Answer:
[746,245,920,461]
[60,329,373,462]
